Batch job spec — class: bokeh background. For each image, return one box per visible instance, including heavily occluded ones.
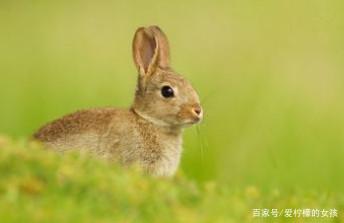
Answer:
[1,0,343,191]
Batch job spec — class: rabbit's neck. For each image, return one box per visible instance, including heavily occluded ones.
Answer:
[131,107,182,135]
[131,109,183,176]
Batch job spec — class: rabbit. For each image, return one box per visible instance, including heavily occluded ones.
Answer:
[33,26,203,177]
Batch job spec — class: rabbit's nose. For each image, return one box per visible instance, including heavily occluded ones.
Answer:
[192,105,202,117]
[194,107,201,115]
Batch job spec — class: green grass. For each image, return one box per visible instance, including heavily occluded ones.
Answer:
[0,136,343,223]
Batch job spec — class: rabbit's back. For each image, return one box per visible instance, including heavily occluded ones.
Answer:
[33,108,121,154]
[34,108,115,139]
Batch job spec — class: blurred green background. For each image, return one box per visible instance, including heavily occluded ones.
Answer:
[1,0,343,191]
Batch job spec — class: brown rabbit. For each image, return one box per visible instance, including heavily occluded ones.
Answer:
[34,26,203,176]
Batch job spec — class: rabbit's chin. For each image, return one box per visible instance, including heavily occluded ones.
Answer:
[180,118,202,127]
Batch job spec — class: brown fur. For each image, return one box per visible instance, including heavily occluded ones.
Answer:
[33,26,202,176]
[34,108,115,142]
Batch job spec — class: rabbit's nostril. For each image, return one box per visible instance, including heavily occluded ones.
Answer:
[193,107,202,116]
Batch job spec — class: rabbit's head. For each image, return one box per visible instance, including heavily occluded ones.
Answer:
[132,26,202,127]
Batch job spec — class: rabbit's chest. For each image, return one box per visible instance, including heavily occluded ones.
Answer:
[140,133,183,176]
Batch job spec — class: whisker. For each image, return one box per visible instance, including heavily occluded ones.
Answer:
[196,124,205,168]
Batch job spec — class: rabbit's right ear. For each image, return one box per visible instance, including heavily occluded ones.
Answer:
[132,27,158,76]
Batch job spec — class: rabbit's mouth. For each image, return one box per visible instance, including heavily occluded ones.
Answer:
[177,104,203,126]
[182,116,202,126]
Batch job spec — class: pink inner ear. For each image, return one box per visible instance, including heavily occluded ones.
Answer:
[140,37,156,73]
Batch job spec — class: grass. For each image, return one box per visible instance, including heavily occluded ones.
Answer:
[0,136,343,223]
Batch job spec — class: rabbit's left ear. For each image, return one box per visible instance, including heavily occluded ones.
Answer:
[132,26,170,76]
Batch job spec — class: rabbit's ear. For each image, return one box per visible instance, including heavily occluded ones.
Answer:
[132,26,170,76]
[148,26,170,69]
[132,27,158,76]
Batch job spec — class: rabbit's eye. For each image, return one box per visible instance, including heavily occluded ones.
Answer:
[161,86,174,98]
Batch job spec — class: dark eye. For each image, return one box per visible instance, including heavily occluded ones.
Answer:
[161,85,174,98]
